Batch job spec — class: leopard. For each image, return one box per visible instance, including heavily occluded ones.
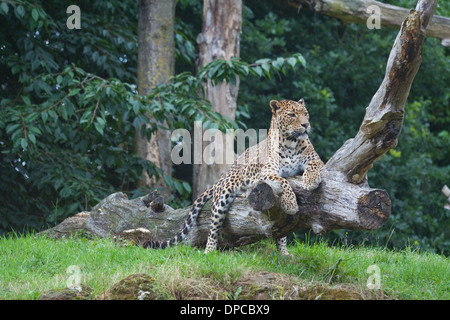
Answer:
[143,98,323,255]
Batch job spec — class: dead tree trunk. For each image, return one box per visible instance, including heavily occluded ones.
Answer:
[41,0,437,249]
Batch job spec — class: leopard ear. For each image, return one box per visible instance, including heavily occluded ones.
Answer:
[298,98,304,104]
[270,100,280,114]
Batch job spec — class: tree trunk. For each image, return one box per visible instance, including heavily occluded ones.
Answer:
[135,0,176,191]
[442,185,450,210]
[192,0,242,198]
[289,0,449,46]
[41,0,436,250]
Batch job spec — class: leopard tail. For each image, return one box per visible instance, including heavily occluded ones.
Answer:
[143,186,214,249]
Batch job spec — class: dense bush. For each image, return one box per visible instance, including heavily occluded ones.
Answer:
[0,0,233,233]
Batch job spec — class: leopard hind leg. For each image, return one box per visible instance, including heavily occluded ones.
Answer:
[204,187,237,253]
[276,237,290,256]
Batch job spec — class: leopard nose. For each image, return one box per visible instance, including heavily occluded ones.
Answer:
[301,123,309,129]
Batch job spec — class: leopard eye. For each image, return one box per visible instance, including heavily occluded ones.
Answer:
[288,113,296,117]
[305,112,309,117]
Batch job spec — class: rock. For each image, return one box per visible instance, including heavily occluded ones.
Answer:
[39,285,94,300]
[297,284,364,300]
[106,273,159,300]
[235,271,382,300]
[237,271,301,300]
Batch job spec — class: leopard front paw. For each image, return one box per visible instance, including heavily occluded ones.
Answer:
[303,174,321,191]
[303,160,323,191]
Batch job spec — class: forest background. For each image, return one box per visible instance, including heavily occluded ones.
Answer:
[0,0,449,255]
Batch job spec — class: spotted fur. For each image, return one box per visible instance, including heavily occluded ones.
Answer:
[143,99,323,254]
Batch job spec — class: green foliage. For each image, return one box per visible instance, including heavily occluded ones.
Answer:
[0,0,234,234]
[197,54,306,85]
[366,99,450,254]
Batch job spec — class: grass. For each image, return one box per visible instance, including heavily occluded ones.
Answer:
[0,233,448,299]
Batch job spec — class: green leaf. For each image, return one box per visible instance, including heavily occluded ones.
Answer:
[287,57,297,68]
[261,63,271,78]
[48,110,58,121]
[25,112,39,122]
[31,8,39,21]
[11,65,20,75]
[68,88,81,97]
[94,117,106,135]
[94,122,104,135]
[96,117,106,127]
[15,5,25,18]
[41,111,48,123]
[28,126,42,135]
[6,123,20,135]
[273,57,285,69]
[296,54,306,67]
[174,180,184,195]
[389,149,401,158]
[28,133,36,144]
[182,181,192,194]
[22,95,31,106]
[60,105,68,120]
[252,66,263,77]
[20,138,28,149]
[1,2,9,14]
[254,58,270,65]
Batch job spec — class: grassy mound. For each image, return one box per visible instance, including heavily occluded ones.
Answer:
[1,234,448,299]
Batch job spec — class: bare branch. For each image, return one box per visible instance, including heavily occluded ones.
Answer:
[290,0,449,45]
[324,0,437,183]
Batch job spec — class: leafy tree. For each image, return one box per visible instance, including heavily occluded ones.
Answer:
[0,0,230,234]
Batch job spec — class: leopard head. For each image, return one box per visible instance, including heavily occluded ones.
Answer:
[270,99,311,141]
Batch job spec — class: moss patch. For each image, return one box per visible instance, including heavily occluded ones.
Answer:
[39,285,94,300]
[106,273,164,300]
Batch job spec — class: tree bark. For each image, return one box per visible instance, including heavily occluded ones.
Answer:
[192,0,242,198]
[41,0,436,250]
[135,0,176,191]
[442,185,450,210]
[289,0,449,46]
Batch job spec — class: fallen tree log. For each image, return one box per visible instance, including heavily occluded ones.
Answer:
[40,177,390,248]
[40,0,436,250]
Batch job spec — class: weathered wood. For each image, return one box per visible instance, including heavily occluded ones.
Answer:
[39,174,390,249]
[324,0,435,183]
[289,0,449,45]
